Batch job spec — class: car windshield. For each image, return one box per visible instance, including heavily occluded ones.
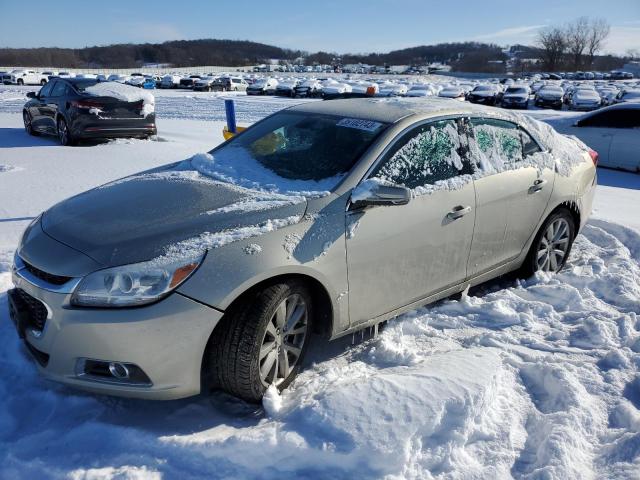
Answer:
[506,87,528,94]
[473,85,493,92]
[191,111,388,196]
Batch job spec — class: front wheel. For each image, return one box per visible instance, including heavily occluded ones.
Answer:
[17,79,23,85]
[207,281,313,402]
[520,209,575,277]
[40,79,47,85]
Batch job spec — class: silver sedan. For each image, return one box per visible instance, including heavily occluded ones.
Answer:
[9,98,597,402]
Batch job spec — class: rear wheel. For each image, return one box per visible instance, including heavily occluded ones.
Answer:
[207,281,313,402]
[57,117,75,146]
[23,111,37,136]
[40,79,47,85]
[17,79,23,85]
[520,209,575,277]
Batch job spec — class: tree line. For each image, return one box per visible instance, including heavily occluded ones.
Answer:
[537,17,612,71]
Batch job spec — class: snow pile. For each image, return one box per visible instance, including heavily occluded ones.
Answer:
[191,151,340,197]
[1,219,639,478]
[85,81,155,117]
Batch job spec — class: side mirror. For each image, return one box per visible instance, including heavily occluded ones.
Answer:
[26,92,37,99]
[350,179,411,208]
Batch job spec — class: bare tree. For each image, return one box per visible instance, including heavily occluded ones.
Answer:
[565,17,590,70]
[537,26,567,71]
[586,18,610,67]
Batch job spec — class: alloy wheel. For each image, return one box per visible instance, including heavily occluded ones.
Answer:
[536,218,571,272]
[259,293,308,387]
[23,111,32,134]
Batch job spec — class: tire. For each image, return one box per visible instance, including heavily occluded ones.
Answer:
[207,281,313,402]
[17,79,23,85]
[520,209,576,277]
[40,79,47,85]
[56,117,76,146]
[23,111,38,136]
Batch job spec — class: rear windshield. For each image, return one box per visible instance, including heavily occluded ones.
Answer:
[69,79,99,91]
[195,111,389,193]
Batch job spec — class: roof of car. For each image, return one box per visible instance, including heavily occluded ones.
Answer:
[287,97,480,124]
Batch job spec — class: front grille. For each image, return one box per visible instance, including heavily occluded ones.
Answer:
[14,288,48,332]
[22,260,72,285]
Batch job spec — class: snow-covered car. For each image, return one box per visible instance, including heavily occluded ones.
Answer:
[500,86,530,109]
[178,75,202,89]
[293,79,323,98]
[534,86,564,109]
[466,85,500,105]
[321,80,353,99]
[406,85,436,97]
[554,102,640,172]
[275,79,300,97]
[22,79,156,145]
[615,89,640,104]
[107,74,129,83]
[596,87,618,106]
[569,88,601,111]
[9,98,596,403]
[438,86,466,101]
[246,77,278,95]
[377,83,408,97]
[2,69,49,86]
[160,74,181,89]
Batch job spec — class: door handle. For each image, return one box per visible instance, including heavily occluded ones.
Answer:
[447,205,471,220]
[529,179,547,193]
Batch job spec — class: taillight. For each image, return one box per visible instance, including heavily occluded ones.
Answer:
[71,100,104,109]
[588,149,599,166]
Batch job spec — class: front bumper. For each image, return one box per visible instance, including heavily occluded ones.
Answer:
[9,263,222,400]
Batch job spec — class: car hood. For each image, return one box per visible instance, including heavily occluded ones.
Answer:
[41,164,307,267]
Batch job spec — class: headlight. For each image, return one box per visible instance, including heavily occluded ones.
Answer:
[71,253,205,307]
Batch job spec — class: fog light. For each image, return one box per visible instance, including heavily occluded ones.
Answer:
[108,362,130,379]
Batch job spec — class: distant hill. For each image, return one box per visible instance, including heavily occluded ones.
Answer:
[0,39,302,69]
[0,39,512,73]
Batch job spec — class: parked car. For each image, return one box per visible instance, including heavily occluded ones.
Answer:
[22,79,156,145]
[321,80,353,99]
[467,85,500,105]
[615,89,640,104]
[193,76,217,91]
[142,77,156,89]
[228,77,249,92]
[179,75,202,89]
[569,88,601,111]
[107,74,129,83]
[437,86,466,100]
[246,77,279,95]
[293,79,323,98]
[500,86,530,109]
[275,79,300,97]
[554,102,640,172]
[9,98,595,402]
[534,85,564,109]
[2,69,49,86]
[160,75,181,89]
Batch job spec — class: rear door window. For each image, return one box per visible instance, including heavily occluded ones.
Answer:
[371,119,473,189]
[468,118,523,171]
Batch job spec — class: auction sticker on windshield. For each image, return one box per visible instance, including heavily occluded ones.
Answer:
[336,118,384,132]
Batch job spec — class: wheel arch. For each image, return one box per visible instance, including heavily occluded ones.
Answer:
[199,272,334,392]
[551,200,581,232]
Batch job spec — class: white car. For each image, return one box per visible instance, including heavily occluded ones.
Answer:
[2,69,48,86]
[569,89,601,111]
[107,74,129,83]
[615,89,640,104]
[438,86,466,100]
[555,103,640,172]
[321,80,352,98]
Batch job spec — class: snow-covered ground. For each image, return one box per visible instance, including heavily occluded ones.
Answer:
[1,86,639,479]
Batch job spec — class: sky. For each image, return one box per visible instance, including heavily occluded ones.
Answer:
[1,0,639,55]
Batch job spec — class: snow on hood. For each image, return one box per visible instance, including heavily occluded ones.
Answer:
[85,81,155,116]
